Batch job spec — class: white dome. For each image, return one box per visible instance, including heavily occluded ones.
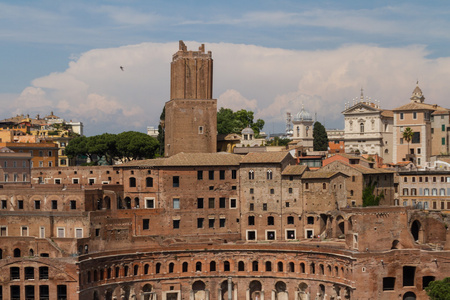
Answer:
[241,127,254,135]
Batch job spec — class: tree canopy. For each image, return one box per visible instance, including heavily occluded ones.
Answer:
[362,179,384,207]
[66,131,159,165]
[313,121,328,151]
[217,108,265,137]
[426,277,450,300]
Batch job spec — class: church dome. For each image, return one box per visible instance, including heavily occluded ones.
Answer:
[241,127,254,135]
[294,107,312,121]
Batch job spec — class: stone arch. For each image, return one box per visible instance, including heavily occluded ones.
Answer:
[275,281,288,300]
[104,196,111,209]
[142,284,153,300]
[403,292,416,300]
[192,280,206,300]
[288,262,295,272]
[105,289,113,300]
[220,279,235,299]
[124,197,132,209]
[318,284,325,300]
[298,282,309,300]
[249,280,262,300]
[411,220,422,242]
[336,215,345,237]
[238,261,245,271]
[29,248,34,256]
[13,248,21,257]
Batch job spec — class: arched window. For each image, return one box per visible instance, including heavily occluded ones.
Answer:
[87,271,91,283]
[124,265,129,276]
[155,263,161,274]
[107,267,112,279]
[129,177,136,187]
[296,126,300,137]
[249,170,254,180]
[238,261,245,271]
[289,262,295,272]
[93,270,98,281]
[267,170,273,180]
[424,188,430,196]
[195,262,202,272]
[13,248,21,257]
[310,263,315,274]
[432,188,437,196]
[134,265,139,276]
[209,261,216,272]
[252,261,259,272]
[169,263,174,273]
[146,177,153,187]
[411,188,417,196]
[403,188,409,196]
[306,126,309,137]
[360,123,364,133]
[144,264,149,275]
[440,188,446,196]
[277,262,283,272]
[265,261,272,272]
[115,266,120,277]
[182,262,188,272]
[224,261,230,272]
[322,183,326,189]
[300,262,305,273]
[134,197,140,208]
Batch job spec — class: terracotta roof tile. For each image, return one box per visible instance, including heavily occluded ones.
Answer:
[118,152,242,167]
[301,171,344,179]
[282,165,308,175]
[240,151,292,164]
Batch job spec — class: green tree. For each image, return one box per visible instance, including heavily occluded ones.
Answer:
[402,127,414,159]
[217,107,265,137]
[267,137,291,146]
[313,121,328,151]
[116,131,159,162]
[65,136,89,160]
[426,277,450,300]
[362,179,384,207]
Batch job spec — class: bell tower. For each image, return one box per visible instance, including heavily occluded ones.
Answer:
[164,41,217,157]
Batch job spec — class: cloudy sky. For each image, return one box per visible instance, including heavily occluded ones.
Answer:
[1,1,450,136]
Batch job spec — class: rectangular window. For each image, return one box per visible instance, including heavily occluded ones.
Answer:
[197,218,204,228]
[173,198,180,209]
[57,285,67,300]
[220,218,226,227]
[35,200,41,209]
[21,226,28,236]
[198,126,204,134]
[412,132,420,144]
[39,267,49,280]
[263,203,267,211]
[443,124,446,132]
[250,188,254,194]
[220,170,225,180]
[403,266,416,286]
[286,230,296,240]
[230,198,237,209]
[51,200,57,210]
[0,226,7,236]
[219,197,226,208]
[208,198,215,208]
[1,200,6,209]
[173,176,179,187]
[70,200,76,210]
[95,228,100,236]
[72,178,79,184]
[442,137,446,145]
[413,111,417,119]
[4,174,8,182]
[54,178,61,184]
[197,170,203,180]
[208,218,215,228]
[11,267,20,280]
[209,170,214,180]
[75,228,83,238]
[197,198,204,209]
[57,227,65,238]
[145,198,155,208]
[18,200,23,209]
[40,227,45,238]
[400,112,404,120]
[143,219,150,230]
[400,138,403,144]
[247,230,256,241]
[231,170,237,179]
[173,220,180,229]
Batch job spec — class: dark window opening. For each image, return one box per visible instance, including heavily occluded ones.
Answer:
[422,276,435,289]
[248,231,256,240]
[268,216,274,225]
[173,176,179,187]
[224,261,230,271]
[182,262,188,272]
[39,266,49,279]
[265,261,272,271]
[231,170,237,179]
[219,197,226,208]
[209,170,214,180]
[210,261,216,272]
[143,219,150,230]
[173,220,180,229]
[220,170,225,180]
[197,198,204,209]
[129,177,136,187]
[238,261,245,271]
[307,216,314,224]
[197,218,204,228]
[197,171,203,180]
[287,216,294,224]
[248,216,255,225]
[403,266,416,286]
[382,277,396,291]
[146,177,153,187]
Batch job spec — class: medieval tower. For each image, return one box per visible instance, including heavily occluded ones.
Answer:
[164,41,217,157]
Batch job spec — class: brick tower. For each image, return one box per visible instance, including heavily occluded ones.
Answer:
[164,41,217,157]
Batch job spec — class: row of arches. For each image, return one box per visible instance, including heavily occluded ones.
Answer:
[82,257,352,287]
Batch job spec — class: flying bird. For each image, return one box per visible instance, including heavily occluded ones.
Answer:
[120,66,124,71]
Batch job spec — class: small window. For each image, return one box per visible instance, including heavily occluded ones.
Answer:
[400,112,404,120]
[220,218,226,227]
[249,170,254,180]
[209,170,214,180]
[57,227,65,238]
[208,198,215,208]
[248,216,255,226]
[173,176,179,187]
[70,200,76,210]
[197,218,204,228]
[247,231,256,241]
[173,220,180,229]
[129,177,136,187]
[287,216,294,224]
[219,197,226,208]
[18,200,23,209]
[145,198,155,208]
[143,219,149,230]
[230,198,237,209]
[267,230,275,240]
[208,218,215,228]
[173,198,180,209]
[413,111,417,119]
[198,126,204,134]
[250,188,254,194]
[263,203,267,211]
[307,216,314,225]
[39,267,49,280]
[288,188,292,194]
[267,170,273,180]
[249,203,254,211]
[231,170,237,179]
[197,171,203,180]
[35,200,41,209]
[197,198,204,209]
[267,216,274,225]
[146,177,153,187]
[220,170,225,180]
